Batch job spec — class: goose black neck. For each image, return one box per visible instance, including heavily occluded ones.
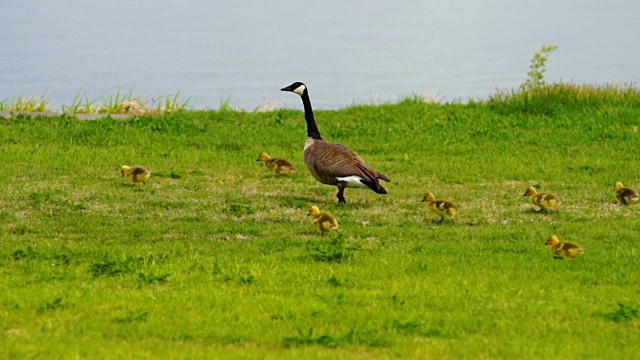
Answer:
[301,90,322,140]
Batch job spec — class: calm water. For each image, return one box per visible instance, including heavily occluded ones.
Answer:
[1,0,639,110]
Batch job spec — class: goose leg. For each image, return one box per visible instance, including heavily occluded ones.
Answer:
[336,184,347,203]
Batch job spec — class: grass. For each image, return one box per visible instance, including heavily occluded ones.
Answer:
[1,83,640,359]
[0,95,50,112]
[1,91,190,115]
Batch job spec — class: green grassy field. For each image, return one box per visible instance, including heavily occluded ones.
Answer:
[1,84,640,359]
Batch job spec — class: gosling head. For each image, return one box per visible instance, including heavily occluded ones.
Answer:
[545,235,560,246]
[614,182,624,192]
[281,82,307,96]
[120,165,131,177]
[308,206,320,217]
[422,192,436,203]
[523,186,537,197]
[257,152,271,162]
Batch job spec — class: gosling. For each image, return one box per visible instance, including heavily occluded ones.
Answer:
[121,165,150,185]
[308,206,339,235]
[256,152,297,175]
[523,186,559,211]
[614,182,639,205]
[545,235,584,261]
[422,192,458,223]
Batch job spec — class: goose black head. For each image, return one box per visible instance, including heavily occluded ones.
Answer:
[281,82,307,96]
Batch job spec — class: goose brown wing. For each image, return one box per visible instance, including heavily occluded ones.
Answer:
[306,141,384,182]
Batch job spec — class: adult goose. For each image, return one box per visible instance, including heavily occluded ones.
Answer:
[281,82,389,203]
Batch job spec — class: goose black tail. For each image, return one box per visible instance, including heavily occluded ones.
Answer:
[360,179,388,195]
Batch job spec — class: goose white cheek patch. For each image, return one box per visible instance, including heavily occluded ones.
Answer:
[293,85,306,95]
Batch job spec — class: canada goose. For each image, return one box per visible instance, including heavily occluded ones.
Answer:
[281,82,389,203]
[121,165,150,185]
[614,182,639,205]
[545,235,584,260]
[422,192,458,223]
[256,152,297,175]
[523,186,559,211]
[308,206,339,235]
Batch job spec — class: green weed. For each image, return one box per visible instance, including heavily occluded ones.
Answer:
[138,272,171,284]
[113,311,149,324]
[61,90,190,115]
[89,256,141,277]
[36,297,68,313]
[522,44,558,91]
[0,95,50,112]
[603,302,639,323]
[308,235,361,263]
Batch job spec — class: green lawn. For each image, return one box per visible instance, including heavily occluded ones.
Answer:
[1,85,640,359]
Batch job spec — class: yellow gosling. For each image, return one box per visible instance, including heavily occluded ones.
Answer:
[545,235,584,261]
[308,206,339,235]
[614,182,639,205]
[256,152,297,175]
[121,165,150,185]
[523,186,559,211]
[422,192,458,223]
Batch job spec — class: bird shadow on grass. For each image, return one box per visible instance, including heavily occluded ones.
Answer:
[117,182,147,192]
[525,208,559,214]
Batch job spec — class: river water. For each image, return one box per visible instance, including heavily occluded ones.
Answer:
[1,0,638,110]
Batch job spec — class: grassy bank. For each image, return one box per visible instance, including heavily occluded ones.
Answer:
[1,84,640,359]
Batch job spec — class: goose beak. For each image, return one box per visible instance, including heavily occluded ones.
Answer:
[281,83,299,92]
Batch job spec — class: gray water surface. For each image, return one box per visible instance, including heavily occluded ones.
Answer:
[1,0,638,110]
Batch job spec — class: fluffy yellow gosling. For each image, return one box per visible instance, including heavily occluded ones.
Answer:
[614,182,639,205]
[256,152,297,175]
[308,206,339,235]
[523,186,559,211]
[422,192,458,223]
[545,235,584,261]
[121,165,150,185]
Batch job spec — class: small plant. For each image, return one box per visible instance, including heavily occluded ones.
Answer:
[37,297,67,313]
[603,302,639,323]
[283,328,339,348]
[61,90,94,115]
[13,247,34,261]
[62,90,189,115]
[138,272,171,284]
[218,97,243,112]
[152,92,190,114]
[113,311,149,324]
[309,235,361,263]
[90,256,140,277]
[521,44,559,91]
[327,275,343,287]
[238,272,255,285]
[389,320,421,334]
[222,203,255,217]
[0,95,50,112]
